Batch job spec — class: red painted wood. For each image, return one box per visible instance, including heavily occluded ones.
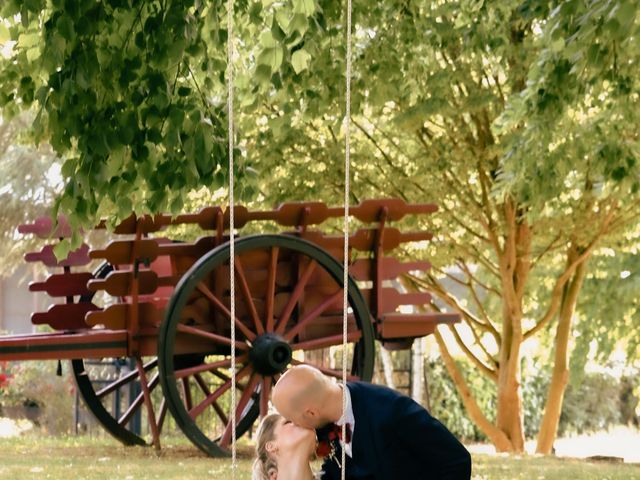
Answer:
[29,272,93,297]
[88,270,160,296]
[377,312,459,339]
[18,215,73,238]
[337,198,437,223]
[0,330,128,361]
[349,258,432,281]
[24,243,91,267]
[358,288,432,316]
[189,364,251,420]
[31,302,99,330]
[301,228,433,252]
[89,239,159,264]
[85,302,163,330]
[290,331,362,351]
[174,356,244,380]
[219,371,260,448]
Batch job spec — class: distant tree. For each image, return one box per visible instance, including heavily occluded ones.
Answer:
[0,114,61,275]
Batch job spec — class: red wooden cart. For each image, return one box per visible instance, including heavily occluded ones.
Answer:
[0,198,458,456]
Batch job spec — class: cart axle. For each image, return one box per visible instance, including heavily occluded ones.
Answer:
[248,333,292,376]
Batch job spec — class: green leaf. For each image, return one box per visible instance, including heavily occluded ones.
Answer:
[26,46,40,62]
[53,240,72,262]
[0,24,10,43]
[275,9,292,34]
[293,0,315,16]
[117,196,132,217]
[550,38,565,53]
[56,15,75,42]
[17,32,39,48]
[257,46,284,71]
[61,159,76,177]
[260,31,277,49]
[288,14,308,36]
[291,48,311,74]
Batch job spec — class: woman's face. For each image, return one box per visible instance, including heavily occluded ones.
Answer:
[273,416,316,454]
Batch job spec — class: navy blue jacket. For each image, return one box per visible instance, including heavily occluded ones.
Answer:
[320,382,471,480]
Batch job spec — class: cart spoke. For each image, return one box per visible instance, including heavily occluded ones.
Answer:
[118,371,159,426]
[176,323,249,351]
[188,364,252,420]
[260,376,272,418]
[135,358,161,450]
[182,377,193,410]
[234,256,264,335]
[157,398,168,435]
[194,373,229,425]
[210,367,249,391]
[265,247,279,332]
[291,359,358,381]
[95,358,157,399]
[219,372,261,448]
[275,259,317,334]
[196,282,256,341]
[284,289,344,341]
[290,331,362,351]
[174,355,247,379]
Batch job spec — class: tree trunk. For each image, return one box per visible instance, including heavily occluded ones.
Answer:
[435,330,514,451]
[536,254,588,454]
[494,203,529,453]
[495,357,525,452]
[495,312,526,453]
[379,346,395,389]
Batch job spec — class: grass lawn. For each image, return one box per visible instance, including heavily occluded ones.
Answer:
[0,435,639,479]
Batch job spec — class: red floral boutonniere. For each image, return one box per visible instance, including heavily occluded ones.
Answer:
[315,423,352,459]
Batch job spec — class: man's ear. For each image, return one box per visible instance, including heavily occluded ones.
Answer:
[266,440,277,454]
[304,407,315,418]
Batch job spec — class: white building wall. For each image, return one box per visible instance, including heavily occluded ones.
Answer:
[0,265,49,334]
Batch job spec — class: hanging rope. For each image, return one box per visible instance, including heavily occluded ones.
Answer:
[341,0,353,478]
[226,0,237,475]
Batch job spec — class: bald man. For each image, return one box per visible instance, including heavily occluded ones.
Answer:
[272,365,471,480]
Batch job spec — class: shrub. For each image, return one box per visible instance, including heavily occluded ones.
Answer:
[0,360,75,435]
[422,356,639,442]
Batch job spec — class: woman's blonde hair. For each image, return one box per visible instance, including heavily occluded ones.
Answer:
[252,413,281,480]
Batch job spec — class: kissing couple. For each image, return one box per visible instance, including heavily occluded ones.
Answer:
[252,365,472,480]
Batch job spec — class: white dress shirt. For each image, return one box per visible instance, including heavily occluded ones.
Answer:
[335,384,355,457]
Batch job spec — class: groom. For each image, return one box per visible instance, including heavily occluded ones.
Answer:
[272,365,471,480]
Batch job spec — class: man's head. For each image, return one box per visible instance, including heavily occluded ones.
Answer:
[272,365,335,429]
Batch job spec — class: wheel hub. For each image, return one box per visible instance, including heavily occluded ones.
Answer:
[249,333,292,376]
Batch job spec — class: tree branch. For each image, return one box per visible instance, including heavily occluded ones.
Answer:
[448,323,498,381]
[524,208,616,339]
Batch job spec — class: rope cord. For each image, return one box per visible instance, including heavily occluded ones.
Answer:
[226,0,237,474]
[341,0,353,478]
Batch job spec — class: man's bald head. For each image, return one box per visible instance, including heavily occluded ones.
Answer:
[272,365,333,429]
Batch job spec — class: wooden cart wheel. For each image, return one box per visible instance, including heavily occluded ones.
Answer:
[158,234,375,457]
[73,263,156,446]
[73,263,257,448]
[71,356,160,446]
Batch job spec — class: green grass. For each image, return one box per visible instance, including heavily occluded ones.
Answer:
[0,435,638,479]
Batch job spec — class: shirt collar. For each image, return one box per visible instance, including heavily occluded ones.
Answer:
[335,384,355,428]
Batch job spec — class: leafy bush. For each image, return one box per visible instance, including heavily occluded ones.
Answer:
[0,360,75,435]
[423,356,639,442]
[423,358,491,442]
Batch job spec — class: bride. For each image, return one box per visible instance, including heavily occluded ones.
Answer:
[253,413,319,480]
